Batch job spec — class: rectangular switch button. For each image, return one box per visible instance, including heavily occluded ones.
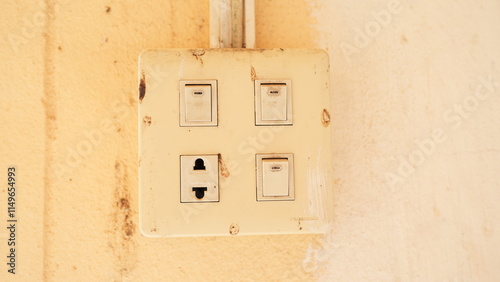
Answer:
[180,80,217,127]
[262,158,289,196]
[255,80,292,125]
[185,84,212,122]
[261,84,287,121]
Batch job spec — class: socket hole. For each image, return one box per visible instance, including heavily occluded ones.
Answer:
[192,187,207,199]
[193,158,206,170]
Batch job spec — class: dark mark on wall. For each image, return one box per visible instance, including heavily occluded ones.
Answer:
[229,224,240,235]
[139,72,146,102]
[110,160,138,278]
[192,49,205,65]
[322,109,331,127]
[218,154,230,178]
[114,161,135,239]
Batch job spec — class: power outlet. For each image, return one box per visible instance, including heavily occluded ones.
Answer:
[139,49,332,237]
[180,155,219,203]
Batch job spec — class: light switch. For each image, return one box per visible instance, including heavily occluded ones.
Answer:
[262,159,289,196]
[256,153,294,201]
[255,80,292,125]
[180,80,217,127]
[261,84,287,121]
[185,85,211,121]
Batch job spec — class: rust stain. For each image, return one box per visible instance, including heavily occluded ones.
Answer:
[118,197,130,209]
[250,66,256,81]
[139,72,146,103]
[143,115,152,126]
[43,1,57,276]
[229,224,240,235]
[218,154,230,178]
[321,109,331,127]
[192,49,205,65]
[41,97,57,140]
[114,161,135,239]
[110,160,138,278]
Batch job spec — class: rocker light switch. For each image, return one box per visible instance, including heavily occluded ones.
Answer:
[180,80,218,126]
[255,80,292,125]
[256,153,294,201]
[262,159,289,196]
[261,83,287,121]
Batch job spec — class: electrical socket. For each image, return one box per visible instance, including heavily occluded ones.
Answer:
[180,155,219,203]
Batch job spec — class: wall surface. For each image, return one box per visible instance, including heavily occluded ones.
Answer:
[0,0,499,281]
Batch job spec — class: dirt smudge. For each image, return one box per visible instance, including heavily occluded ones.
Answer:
[192,49,205,65]
[143,115,152,126]
[251,66,256,81]
[113,160,135,239]
[229,224,240,235]
[321,109,331,127]
[139,72,146,103]
[218,154,230,178]
[110,160,138,279]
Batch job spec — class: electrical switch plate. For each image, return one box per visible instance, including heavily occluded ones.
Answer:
[139,49,333,237]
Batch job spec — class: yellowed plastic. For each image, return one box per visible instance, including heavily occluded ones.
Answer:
[139,49,332,237]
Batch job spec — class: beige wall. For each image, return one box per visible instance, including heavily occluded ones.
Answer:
[1,0,499,281]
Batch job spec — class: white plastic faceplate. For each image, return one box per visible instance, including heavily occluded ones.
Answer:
[139,49,332,237]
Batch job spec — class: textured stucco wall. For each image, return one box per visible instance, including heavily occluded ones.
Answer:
[1,0,499,281]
